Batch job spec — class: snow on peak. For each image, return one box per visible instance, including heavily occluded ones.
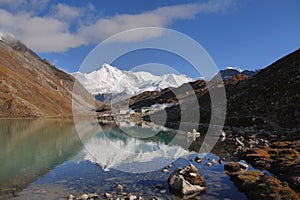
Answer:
[225,66,243,73]
[73,63,193,97]
[0,32,17,42]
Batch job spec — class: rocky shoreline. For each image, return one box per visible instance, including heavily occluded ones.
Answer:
[62,124,299,200]
[221,125,300,199]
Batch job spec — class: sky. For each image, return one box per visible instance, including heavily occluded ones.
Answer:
[0,0,299,78]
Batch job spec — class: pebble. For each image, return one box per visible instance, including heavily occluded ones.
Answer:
[195,157,202,163]
[220,130,226,137]
[68,194,75,200]
[88,193,100,199]
[162,168,168,173]
[115,184,124,190]
[154,184,164,189]
[77,194,88,200]
[206,162,213,166]
[128,194,137,200]
[211,159,218,164]
[160,190,166,194]
[104,193,113,198]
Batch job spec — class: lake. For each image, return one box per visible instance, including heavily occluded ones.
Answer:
[0,119,247,199]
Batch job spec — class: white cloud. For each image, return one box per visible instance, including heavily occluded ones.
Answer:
[50,3,82,22]
[0,0,234,52]
[0,9,84,52]
[78,3,202,44]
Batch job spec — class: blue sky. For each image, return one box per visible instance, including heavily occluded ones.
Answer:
[0,0,299,77]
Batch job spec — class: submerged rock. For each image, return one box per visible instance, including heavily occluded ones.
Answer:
[162,168,168,173]
[195,157,202,163]
[168,164,206,195]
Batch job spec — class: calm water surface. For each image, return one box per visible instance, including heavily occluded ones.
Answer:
[0,119,247,199]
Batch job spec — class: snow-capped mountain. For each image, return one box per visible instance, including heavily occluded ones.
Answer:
[73,63,193,98]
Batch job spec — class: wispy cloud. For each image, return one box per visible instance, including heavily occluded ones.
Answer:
[0,0,50,14]
[50,3,82,22]
[0,9,85,52]
[0,0,235,52]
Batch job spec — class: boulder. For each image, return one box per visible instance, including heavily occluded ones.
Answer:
[168,164,206,195]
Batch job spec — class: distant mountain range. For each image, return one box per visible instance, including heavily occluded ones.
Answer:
[220,67,259,80]
[0,33,96,117]
[73,64,260,102]
[72,63,193,101]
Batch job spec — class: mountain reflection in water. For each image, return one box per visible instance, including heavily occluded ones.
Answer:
[0,119,247,200]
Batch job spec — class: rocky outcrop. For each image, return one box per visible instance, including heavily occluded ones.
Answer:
[227,169,299,200]
[168,164,206,195]
[234,130,300,193]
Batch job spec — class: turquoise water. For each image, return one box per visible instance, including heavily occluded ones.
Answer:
[0,119,247,199]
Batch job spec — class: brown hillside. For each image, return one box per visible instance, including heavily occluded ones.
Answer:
[0,38,96,118]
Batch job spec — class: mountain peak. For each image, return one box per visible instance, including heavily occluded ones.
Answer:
[0,32,29,52]
[102,63,114,69]
[73,64,193,98]
[100,63,121,73]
